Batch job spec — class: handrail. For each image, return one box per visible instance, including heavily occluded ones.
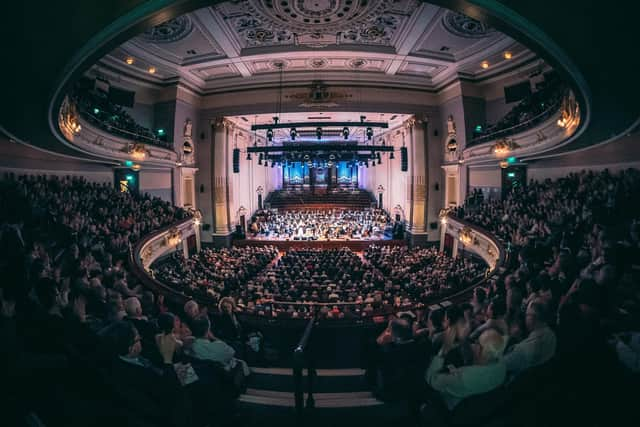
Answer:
[293,316,316,425]
[468,91,565,146]
[78,106,173,148]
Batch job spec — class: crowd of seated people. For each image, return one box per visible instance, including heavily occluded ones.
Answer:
[152,246,279,302]
[367,168,639,424]
[0,175,250,426]
[70,83,174,150]
[470,77,567,144]
[364,245,484,302]
[248,208,392,240]
[153,246,485,321]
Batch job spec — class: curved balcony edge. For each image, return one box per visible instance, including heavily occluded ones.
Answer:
[58,96,180,166]
[457,92,581,165]
[129,218,203,306]
[129,212,506,326]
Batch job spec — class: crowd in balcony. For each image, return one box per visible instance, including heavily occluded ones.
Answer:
[368,168,639,423]
[70,83,174,150]
[470,77,567,145]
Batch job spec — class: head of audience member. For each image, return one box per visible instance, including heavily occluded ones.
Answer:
[184,300,200,319]
[525,300,549,332]
[444,305,469,341]
[191,315,211,339]
[124,297,143,319]
[472,329,505,365]
[104,320,141,358]
[219,297,235,315]
[157,312,178,335]
[390,318,413,343]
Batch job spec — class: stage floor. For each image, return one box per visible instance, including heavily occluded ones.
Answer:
[233,238,406,251]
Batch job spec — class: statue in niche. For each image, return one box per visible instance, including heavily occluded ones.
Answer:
[183,119,192,137]
[447,115,456,136]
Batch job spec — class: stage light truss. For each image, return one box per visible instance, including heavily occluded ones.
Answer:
[246,144,394,154]
[250,121,389,131]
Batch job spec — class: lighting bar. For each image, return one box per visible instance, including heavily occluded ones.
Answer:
[247,144,395,153]
[250,121,389,131]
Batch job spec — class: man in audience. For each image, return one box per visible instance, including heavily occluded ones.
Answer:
[425,329,506,410]
[503,300,556,377]
[102,320,188,427]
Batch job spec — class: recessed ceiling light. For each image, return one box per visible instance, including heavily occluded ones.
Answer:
[148,66,156,74]
[503,51,512,59]
[125,57,134,65]
[481,61,489,69]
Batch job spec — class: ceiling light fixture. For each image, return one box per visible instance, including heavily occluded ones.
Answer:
[366,127,373,140]
[125,57,134,65]
[481,61,489,69]
[148,66,156,74]
[503,51,512,59]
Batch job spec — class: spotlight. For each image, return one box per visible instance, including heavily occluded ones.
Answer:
[266,128,274,142]
[148,66,156,74]
[365,161,369,168]
[316,127,323,140]
[125,57,134,65]
[366,127,373,140]
[480,61,489,69]
[264,159,268,167]
[290,128,297,140]
[377,153,381,164]
[258,153,263,165]
[389,151,395,159]
[342,127,350,140]
[271,161,275,167]
[372,160,376,167]
[246,152,252,161]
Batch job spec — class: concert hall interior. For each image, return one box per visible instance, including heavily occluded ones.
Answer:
[1,1,639,427]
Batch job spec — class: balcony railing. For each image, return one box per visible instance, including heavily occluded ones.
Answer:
[467,92,565,147]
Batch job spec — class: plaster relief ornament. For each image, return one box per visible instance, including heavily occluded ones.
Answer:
[215,0,418,48]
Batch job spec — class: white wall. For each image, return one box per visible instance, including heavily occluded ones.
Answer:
[139,169,173,202]
[0,135,114,183]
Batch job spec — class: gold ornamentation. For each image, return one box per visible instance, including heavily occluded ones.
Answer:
[459,226,474,245]
[164,227,182,247]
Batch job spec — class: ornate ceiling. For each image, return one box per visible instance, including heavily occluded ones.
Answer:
[98,0,538,93]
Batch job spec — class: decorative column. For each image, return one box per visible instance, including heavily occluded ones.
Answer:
[211,118,234,247]
[405,116,429,246]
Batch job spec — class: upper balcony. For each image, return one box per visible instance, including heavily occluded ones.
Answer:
[58,95,180,167]
[458,88,581,165]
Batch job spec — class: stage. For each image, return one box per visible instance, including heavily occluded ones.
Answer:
[233,238,406,251]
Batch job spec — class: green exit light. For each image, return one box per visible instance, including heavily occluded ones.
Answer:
[157,128,165,135]
[507,156,517,163]
[93,107,100,114]
[507,172,516,178]
[475,125,483,132]
[124,160,133,167]
[125,175,134,181]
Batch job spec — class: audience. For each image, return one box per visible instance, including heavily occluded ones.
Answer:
[2,167,639,426]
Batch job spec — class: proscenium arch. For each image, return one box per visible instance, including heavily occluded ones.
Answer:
[45,0,591,158]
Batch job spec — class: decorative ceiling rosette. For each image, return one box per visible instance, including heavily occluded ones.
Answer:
[140,16,194,43]
[442,10,493,38]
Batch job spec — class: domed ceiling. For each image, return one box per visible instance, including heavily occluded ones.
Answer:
[95,0,538,94]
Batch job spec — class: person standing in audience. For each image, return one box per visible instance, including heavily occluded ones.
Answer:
[503,300,556,377]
